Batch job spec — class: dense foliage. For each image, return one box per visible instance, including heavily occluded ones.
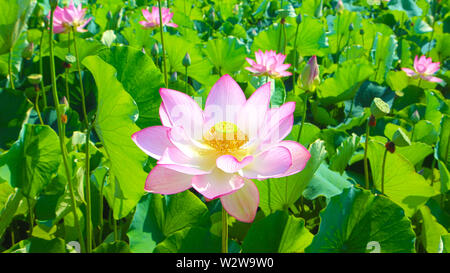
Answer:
[0,0,449,253]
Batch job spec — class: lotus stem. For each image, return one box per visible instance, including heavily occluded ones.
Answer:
[8,48,15,90]
[157,0,168,87]
[297,93,309,143]
[65,32,71,107]
[49,7,86,253]
[72,27,92,253]
[35,90,44,125]
[26,197,34,235]
[381,148,388,194]
[222,206,228,253]
[364,118,370,189]
[39,28,47,108]
[185,66,188,94]
[292,21,300,95]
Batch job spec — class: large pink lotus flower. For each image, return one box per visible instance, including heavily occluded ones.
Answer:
[139,7,178,29]
[245,50,292,78]
[48,0,92,34]
[132,75,310,222]
[402,55,443,83]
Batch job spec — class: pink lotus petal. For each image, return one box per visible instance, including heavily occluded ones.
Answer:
[245,67,260,73]
[159,102,172,127]
[192,168,245,199]
[216,155,253,173]
[158,147,211,175]
[275,141,310,176]
[402,68,416,77]
[240,145,292,179]
[221,178,259,223]
[204,74,246,124]
[131,126,172,160]
[237,82,271,137]
[166,22,178,28]
[421,75,443,83]
[142,9,152,21]
[145,165,193,194]
[425,62,440,74]
[259,101,296,146]
[246,57,256,66]
[159,88,204,135]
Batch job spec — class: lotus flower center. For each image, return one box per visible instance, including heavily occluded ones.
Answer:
[416,64,426,74]
[203,121,248,153]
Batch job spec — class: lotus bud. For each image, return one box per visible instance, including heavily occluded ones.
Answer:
[411,110,420,123]
[349,23,354,32]
[296,13,302,25]
[208,8,216,24]
[360,29,364,35]
[370,97,390,118]
[182,53,191,67]
[300,55,320,92]
[61,96,69,108]
[151,43,159,57]
[170,71,178,83]
[336,0,344,14]
[392,128,411,147]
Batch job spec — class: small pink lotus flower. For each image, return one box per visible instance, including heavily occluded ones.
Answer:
[139,7,178,29]
[245,50,292,78]
[48,0,92,34]
[402,55,443,83]
[132,75,310,222]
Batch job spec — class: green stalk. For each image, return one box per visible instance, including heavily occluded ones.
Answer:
[364,118,370,189]
[277,0,284,53]
[65,32,71,107]
[8,48,15,90]
[98,171,106,245]
[72,28,92,253]
[381,148,388,194]
[277,23,283,53]
[157,0,168,87]
[336,15,341,58]
[26,197,34,235]
[113,218,118,242]
[282,23,287,54]
[427,0,436,57]
[39,29,47,108]
[185,66,188,94]
[221,206,228,253]
[35,90,44,125]
[49,7,86,253]
[296,93,309,143]
[410,124,415,142]
[292,22,300,94]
